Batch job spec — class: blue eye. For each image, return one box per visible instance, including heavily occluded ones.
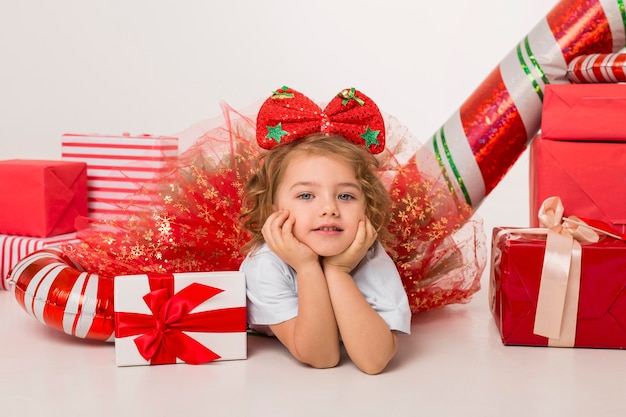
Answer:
[298,193,313,200]
[338,194,354,201]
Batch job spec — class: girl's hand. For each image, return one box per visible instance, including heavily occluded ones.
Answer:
[262,210,318,271]
[323,218,377,274]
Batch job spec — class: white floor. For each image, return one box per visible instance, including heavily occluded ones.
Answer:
[2,152,625,417]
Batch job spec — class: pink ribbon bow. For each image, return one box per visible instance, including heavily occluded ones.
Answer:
[534,196,600,346]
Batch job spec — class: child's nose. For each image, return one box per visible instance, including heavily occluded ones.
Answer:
[320,198,338,217]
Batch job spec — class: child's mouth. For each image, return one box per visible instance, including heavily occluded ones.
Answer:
[316,226,342,232]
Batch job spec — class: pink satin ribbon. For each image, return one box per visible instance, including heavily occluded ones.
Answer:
[115,274,246,364]
[533,197,599,347]
[491,197,617,347]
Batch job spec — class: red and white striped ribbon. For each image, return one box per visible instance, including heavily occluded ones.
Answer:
[1,233,78,290]
[567,52,626,83]
[7,247,115,341]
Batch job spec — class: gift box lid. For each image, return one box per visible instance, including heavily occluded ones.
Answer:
[61,132,179,147]
[541,83,626,142]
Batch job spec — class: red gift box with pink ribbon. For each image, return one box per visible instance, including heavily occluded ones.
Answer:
[114,272,247,366]
[490,198,626,348]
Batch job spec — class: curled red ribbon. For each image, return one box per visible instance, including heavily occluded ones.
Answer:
[115,275,246,365]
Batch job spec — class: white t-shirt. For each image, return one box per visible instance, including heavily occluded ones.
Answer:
[241,241,411,335]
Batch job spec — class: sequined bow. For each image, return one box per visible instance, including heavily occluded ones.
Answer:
[256,86,385,154]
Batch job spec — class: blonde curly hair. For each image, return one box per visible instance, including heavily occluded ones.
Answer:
[240,133,392,252]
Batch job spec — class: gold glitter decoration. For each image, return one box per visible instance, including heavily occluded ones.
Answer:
[386,149,484,313]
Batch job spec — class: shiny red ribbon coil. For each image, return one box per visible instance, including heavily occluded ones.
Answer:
[567,53,626,83]
[256,86,386,154]
[115,275,246,365]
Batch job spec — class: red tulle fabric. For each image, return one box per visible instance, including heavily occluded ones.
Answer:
[63,101,486,313]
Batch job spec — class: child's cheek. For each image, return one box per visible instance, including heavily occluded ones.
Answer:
[289,219,304,240]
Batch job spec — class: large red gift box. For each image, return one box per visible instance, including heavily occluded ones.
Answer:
[0,160,87,237]
[1,233,78,290]
[532,85,626,234]
[61,133,178,220]
[541,83,626,141]
[529,135,626,235]
[114,272,247,366]
[489,227,626,348]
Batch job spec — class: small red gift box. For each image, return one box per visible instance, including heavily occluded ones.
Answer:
[0,160,87,237]
[61,133,178,220]
[1,233,78,290]
[490,226,626,348]
[114,272,247,366]
[529,135,626,235]
[541,83,626,141]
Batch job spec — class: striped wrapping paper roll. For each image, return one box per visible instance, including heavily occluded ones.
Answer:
[1,233,78,290]
[8,247,114,341]
[567,52,626,82]
[425,0,626,212]
[61,133,178,220]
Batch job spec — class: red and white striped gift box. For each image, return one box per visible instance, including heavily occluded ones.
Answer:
[1,233,78,290]
[61,133,178,220]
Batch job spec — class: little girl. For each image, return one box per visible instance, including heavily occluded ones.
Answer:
[60,86,485,370]
[240,134,411,375]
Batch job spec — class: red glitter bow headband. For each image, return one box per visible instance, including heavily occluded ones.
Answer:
[255,86,385,154]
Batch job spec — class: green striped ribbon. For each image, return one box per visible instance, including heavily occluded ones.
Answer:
[516,36,550,102]
[432,127,472,207]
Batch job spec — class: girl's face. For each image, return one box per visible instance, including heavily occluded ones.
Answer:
[274,154,367,257]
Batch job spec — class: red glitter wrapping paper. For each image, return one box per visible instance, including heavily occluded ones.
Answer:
[426,0,625,211]
[490,227,626,348]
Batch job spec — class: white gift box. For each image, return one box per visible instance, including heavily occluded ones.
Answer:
[61,133,178,220]
[114,271,247,366]
[1,233,78,290]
